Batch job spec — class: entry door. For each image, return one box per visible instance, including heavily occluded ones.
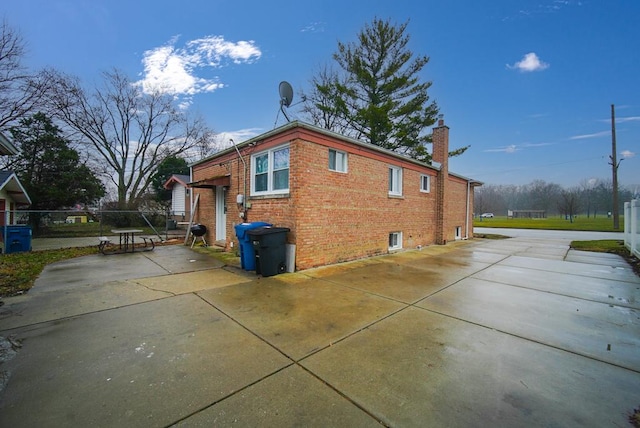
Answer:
[215,186,227,241]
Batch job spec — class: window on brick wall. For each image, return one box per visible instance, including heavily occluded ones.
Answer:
[251,144,290,195]
[388,166,402,196]
[389,231,402,250]
[420,174,431,193]
[329,149,348,172]
[455,226,462,240]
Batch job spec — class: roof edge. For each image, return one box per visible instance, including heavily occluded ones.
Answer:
[191,120,480,182]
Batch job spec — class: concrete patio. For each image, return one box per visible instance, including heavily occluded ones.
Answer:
[1,230,639,427]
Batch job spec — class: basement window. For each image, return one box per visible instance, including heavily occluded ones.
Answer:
[455,226,462,240]
[389,232,402,250]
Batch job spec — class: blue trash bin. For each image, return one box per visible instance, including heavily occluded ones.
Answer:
[2,225,32,254]
[234,222,272,270]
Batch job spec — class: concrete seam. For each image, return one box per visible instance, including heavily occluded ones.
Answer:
[421,306,640,375]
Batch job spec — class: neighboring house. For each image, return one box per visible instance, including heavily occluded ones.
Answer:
[0,133,32,254]
[0,171,32,250]
[190,120,481,271]
[163,174,191,221]
[0,132,19,156]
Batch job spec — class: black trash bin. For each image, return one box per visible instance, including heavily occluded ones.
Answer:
[247,227,290,277]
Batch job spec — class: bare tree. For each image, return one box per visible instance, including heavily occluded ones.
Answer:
[47,69,213,208]
[0,20,54,132]
[558,188,581,223]
[525,180,562,212]
[300,65,353,136]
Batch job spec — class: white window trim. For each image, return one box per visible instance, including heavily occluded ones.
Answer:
[329,148,348,173]
[455,226,462,240]
[388,166,403,196]
[420,174,431,193]
[389,231,402,250]
[250,143,290,196]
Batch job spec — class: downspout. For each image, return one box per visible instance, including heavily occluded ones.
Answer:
[464,179,471,240]
[189,165,193,216]
[231,139,247,219]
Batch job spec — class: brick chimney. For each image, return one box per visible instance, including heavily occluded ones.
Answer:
[433,118,449,245]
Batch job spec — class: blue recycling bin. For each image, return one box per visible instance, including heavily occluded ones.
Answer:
[234,222,272,270]
[2,225,32,254]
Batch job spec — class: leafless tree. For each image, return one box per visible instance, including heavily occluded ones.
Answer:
[558,188,581,222]
[0,20,53,133]
[47,69,214,208]
[525,180,563,212]
[299,65,354,136]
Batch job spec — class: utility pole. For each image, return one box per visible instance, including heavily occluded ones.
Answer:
[609,104,621,230]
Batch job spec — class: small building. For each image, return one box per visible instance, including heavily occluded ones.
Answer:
[508,210,547,219]
[163,174,191,222]
[0,171,32,252]
[189,120,481,271]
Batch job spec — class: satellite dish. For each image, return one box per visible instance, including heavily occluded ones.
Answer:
[279,81,294,108]
[278,81,294,122]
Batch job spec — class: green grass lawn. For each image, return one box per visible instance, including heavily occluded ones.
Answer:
[33,222,161,238]
[0,246,99,297]
[474,215,623,232]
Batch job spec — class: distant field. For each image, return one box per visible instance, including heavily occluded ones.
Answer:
[473,215,623,232]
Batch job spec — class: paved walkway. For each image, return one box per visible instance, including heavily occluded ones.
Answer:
[1,233,639,427]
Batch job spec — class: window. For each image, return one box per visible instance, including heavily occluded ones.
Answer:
[455,226,462,240]
[329,149,348,172]
[420,175,431,193]
[251,144,290,195]
[389,232,402,250]
[388,166,402,196]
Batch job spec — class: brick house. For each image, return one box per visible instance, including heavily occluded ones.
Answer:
[189,119,480,271]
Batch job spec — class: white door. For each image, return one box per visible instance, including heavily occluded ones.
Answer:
[215,186,227,241]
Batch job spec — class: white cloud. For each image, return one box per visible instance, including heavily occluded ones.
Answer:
[617,116,640,123]
[484,141,552,153]
[598,116,640,123]
[569,131,610,140]
[301,22,326,33]
[137,35,261,98]
[507,52,549,72]
[484,144,520,153]
[215,128,263,148]
[621,150,636,158]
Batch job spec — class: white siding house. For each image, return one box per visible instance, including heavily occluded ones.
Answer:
[163,174,191,221]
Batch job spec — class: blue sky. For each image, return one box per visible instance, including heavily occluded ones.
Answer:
[3,0,639,188]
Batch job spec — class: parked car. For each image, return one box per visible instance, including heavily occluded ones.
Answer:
[480,213,494,218]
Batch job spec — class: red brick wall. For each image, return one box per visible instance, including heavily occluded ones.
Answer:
[290,138,440,269]
[192,124,476,270]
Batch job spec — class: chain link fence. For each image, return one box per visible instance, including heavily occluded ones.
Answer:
[1,209,190,252]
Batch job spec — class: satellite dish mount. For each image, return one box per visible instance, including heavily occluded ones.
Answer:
[279,81,294,122]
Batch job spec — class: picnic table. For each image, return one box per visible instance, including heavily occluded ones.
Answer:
[98,229,156,254]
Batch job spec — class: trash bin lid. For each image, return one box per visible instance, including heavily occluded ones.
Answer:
[247,226,290,236]
[234,222,272,239]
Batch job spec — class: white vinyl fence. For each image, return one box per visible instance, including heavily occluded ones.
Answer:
[624,199,640,258]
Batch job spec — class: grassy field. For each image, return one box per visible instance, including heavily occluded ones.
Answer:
[474,215,623,232]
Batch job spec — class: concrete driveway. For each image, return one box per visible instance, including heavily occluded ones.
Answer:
[1,232,639,427]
